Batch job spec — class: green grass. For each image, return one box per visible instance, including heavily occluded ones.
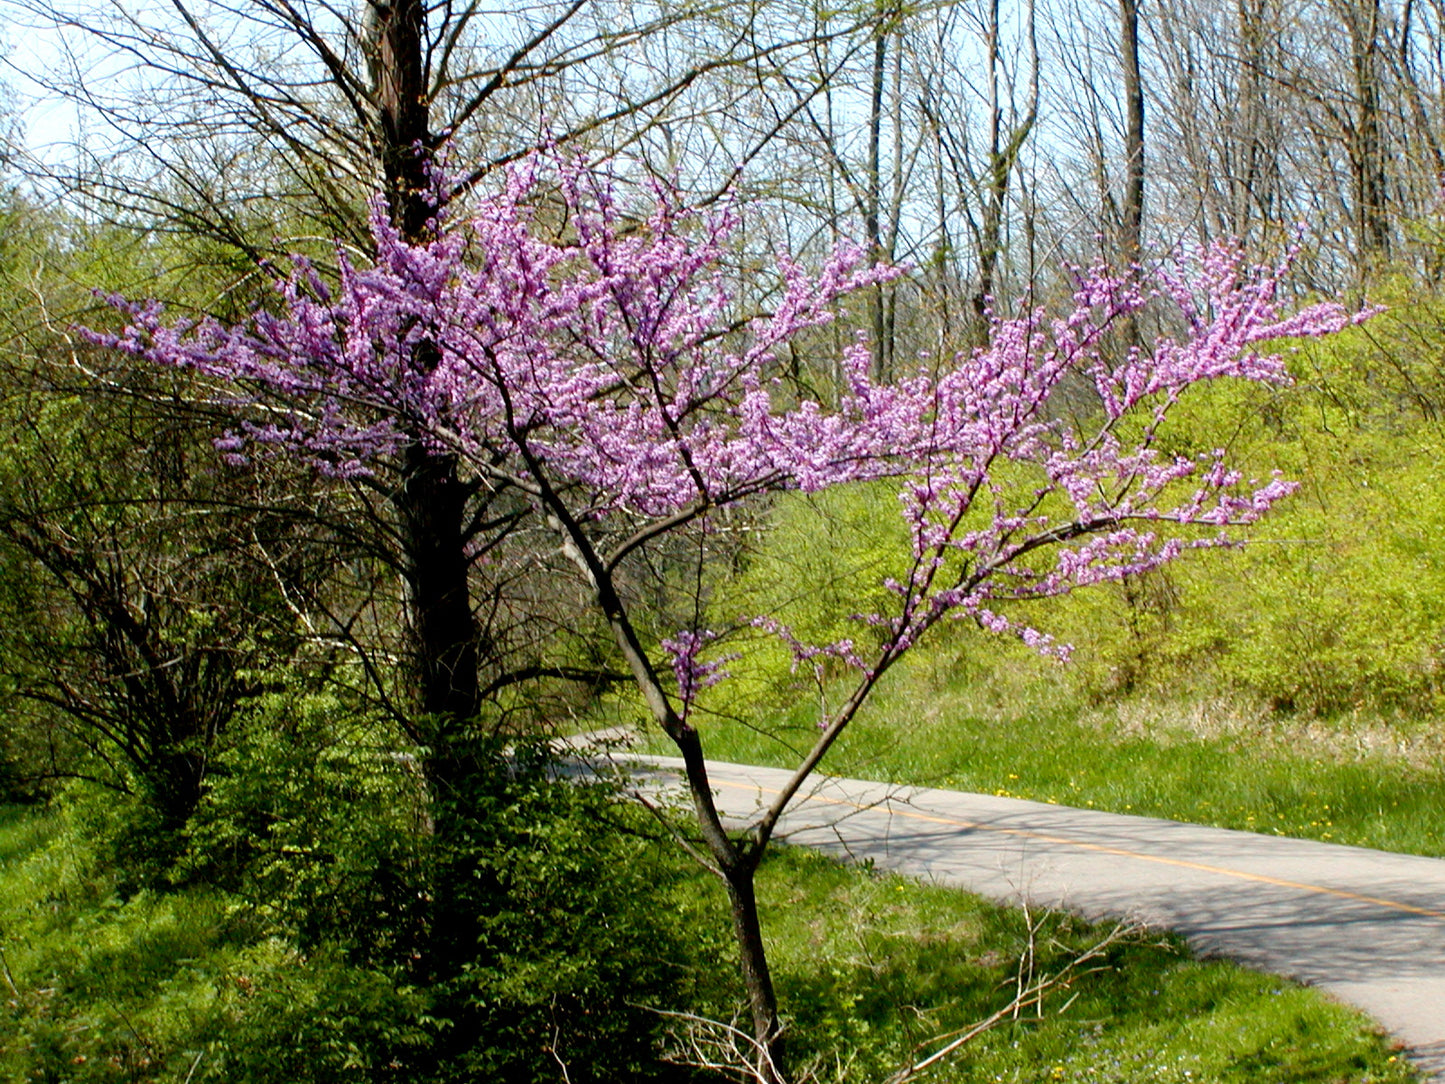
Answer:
[689,846,1415,1083]
[646,642,1445,858]
[0,801,1419,1083]
[0,805,271,1083]
[0,806,57,866]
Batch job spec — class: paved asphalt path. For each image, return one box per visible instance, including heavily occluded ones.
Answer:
[615,754,1445,1080]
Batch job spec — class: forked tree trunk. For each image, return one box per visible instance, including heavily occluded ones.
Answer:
[545,496,793,1079]
[971,0,1037,346]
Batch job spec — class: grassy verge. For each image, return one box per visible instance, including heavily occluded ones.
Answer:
[642,643,1445,858]
[681,846,1411,1082]
[1,802,1416,1083]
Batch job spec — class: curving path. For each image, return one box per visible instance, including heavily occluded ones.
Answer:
[616,754,1445,1080]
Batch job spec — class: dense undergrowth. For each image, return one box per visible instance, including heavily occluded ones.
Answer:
[0,688,706,1084]
[0,798,1417,1084]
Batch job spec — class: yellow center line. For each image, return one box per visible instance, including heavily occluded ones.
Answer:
[715,777,1445,922]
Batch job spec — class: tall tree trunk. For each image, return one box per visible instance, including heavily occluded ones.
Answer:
[370,0,482,735]
[972,0,1037,345]
[1119,0,1145,271]
[373,0,438,242]
[400,443,482,739]
[1391,0,1445,277]
[1116,0,1145,352]
[1341,0,1392,269]
[866,19,890,380]
[1233,0,1268,241]
[972,0,1005,337]
[368,0,486,996]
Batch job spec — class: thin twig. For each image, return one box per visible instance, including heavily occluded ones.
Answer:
[883,921,1138,1084]
[0,940,22,1002]
[547,995,575,1084]
[648,1005,786,1084]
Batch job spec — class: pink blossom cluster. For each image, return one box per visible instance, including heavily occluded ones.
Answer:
[92,152,1372,681]
[660,629,738,714]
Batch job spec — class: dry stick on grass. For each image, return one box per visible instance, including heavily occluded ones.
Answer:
[1014,899,1038,1020]
[881,920,1142,1084]
[649,918,1141,1084]
[652,1007,787,1084]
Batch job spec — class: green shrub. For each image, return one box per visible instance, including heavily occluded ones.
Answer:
[860,310,1445,719]
[199,944,432,1083]
[179,691,431,966]
[1015,360,1445,716]
[0,690,715,1083]
[422,744,701,1083]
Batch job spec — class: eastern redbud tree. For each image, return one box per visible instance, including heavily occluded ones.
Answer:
[98,153,1367,1080]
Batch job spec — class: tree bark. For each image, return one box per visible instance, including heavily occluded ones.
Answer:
[1341,0,1392,268]
[398,442,482,738]
[368,0,483,734]
[1119,0,1146,272]
[372,0,440,241]
[971,0,1037,344]
[866,20,890,380]
[724,861,784,1082]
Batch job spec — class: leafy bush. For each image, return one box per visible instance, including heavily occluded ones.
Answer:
[422,743,701,1083]
[744,308,1428,719]
[178,691,431,965]
[0,689,715,1083]
[1018,330,1445,716]
[200,944,432,1083]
